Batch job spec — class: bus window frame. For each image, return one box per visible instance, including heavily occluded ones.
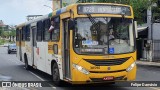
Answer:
[43,18,51,41]
[50,16,60,42]
[36,21,43,41]
[25,25,30,41]
[72,17,136,55]
[16,28,20,41]
[22,26,26,41]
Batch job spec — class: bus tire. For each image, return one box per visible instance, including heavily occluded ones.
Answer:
[110,82,115,84]
[52,63,61,86]
[24,54,30,70]
[8,51,11,54]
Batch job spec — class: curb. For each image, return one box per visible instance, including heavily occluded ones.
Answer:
[136,61,160,67]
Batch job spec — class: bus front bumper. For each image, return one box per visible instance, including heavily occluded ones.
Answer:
[71,64,136,84]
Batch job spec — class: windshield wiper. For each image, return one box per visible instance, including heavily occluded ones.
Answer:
[86,14,96,25]
[86,14,100,30]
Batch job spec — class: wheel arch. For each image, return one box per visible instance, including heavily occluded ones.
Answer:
[51,60,57,75]
[51,59,63,80]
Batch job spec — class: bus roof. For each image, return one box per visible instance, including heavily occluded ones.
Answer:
[16,12,52,28]
[16,3,132,28]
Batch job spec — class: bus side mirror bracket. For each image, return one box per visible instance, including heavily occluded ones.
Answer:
[134,21,138,38]
[68,19,75,30]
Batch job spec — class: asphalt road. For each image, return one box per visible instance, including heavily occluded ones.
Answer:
[0,47,160,90]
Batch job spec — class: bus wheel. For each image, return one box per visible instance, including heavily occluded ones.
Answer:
[52,63,61,86]
[24,55,30,70]
[8,50,11,54]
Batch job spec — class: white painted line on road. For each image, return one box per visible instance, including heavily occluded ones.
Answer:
[150,87,160,90]
[28,71,45,81]
[28,71,56,89]
[0,87,30,90]
[49,84,57,89]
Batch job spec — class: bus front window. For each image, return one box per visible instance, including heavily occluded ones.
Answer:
[74,17,135,54]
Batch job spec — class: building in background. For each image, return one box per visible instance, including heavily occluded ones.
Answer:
[0,20,9,31]
[137,1,160,62]
[136,24,148,61]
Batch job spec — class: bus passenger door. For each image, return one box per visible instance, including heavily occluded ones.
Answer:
[63,19,71,79]
[31,26,37,67]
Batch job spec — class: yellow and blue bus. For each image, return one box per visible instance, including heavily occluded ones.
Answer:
[16,3,137,85]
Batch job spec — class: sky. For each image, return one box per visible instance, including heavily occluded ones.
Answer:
[0,0,52,25]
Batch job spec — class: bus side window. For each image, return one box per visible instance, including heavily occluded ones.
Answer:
[16,29,19,41]
[43,19,51,41]
[22,26,25,41]
[25,25,30,41]
[37,21,43,41]
[51,16,60,41]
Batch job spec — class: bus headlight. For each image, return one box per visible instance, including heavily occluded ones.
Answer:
[73,64,90,75]
[126,62,136,72]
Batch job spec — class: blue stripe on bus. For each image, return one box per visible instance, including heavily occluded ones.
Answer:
[56,9,61,15]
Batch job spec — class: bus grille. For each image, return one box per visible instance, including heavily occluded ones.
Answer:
[89,69,126,73]
[84,57,130,66]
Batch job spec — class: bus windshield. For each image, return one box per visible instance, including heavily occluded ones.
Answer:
[74,17,135,54]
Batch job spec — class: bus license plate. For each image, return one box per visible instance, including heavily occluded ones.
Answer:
[103,76,114,81]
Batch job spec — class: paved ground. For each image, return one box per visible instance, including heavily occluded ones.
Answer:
[0,47,160,90]
[137,60,160,67]
[0,47,54,90]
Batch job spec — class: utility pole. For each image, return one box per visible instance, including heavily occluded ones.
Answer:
[44,5,53,10]
[147,0,153,61]
[147,6,152,40]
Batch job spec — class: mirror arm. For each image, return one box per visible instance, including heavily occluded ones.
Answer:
[134,20,138,38]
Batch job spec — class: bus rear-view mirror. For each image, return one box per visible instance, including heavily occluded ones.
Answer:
[134,21,138,38]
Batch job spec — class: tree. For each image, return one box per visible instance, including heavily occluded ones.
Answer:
[0,27,2,36]
[10,29,16,42]
[152,1,160,23]
[0,27,5,37]
[2,31,9,38]
[7,25,16,42]
[158,0,160,7]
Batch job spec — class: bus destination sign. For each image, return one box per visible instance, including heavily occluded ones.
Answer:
[78,5,131,16]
